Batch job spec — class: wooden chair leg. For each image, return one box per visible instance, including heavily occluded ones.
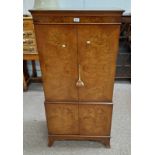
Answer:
[23,73,28,91]
[23,60,29,91]
[32,60,37,77]
[23,60,29,77]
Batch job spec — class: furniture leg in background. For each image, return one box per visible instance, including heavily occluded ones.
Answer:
[23,53,41,91]
[23,15,42,91]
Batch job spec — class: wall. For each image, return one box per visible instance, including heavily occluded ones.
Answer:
[23,0,131,14]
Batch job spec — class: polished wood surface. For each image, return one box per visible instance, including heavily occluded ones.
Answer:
[32,16,122,24]
[30,10,123,147]
[78,25,120,101]
[79,104,113,136]
[45,103,79,135]
[35,25,78,101]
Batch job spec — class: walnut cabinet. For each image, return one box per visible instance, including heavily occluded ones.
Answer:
[30,10,123,147]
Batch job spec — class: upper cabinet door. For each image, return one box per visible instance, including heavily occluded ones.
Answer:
[77,25,120,102]
[34,25,78,101]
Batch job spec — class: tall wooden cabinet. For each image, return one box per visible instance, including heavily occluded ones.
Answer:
[30,10,123,147]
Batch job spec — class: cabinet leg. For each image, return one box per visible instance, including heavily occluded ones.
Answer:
[48,136,54,147]
[101,138,110,148]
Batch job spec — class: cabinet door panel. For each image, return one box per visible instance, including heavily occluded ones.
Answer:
[45,103,79,135]
[78,25,120,101]
[79,104,113,136]
[35,25,78,101]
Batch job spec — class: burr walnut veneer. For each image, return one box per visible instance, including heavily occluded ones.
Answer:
[30,10,123,147]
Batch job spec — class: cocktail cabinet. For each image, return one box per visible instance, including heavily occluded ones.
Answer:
[30,10,123,147]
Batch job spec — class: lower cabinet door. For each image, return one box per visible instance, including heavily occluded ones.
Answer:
[45,103,79,135]
[79,104,113,136]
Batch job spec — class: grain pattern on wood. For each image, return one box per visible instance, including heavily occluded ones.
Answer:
[78,25,120,101]
[30,10,123,24]
[32,16,121,24]
[35,25,78,101]
[79,104,113,136]
[45,103,79,135]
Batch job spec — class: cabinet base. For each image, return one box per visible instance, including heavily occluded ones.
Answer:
[48,135,111,148]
